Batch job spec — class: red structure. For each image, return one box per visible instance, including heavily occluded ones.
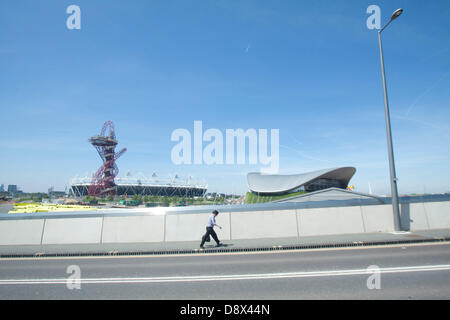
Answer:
[88,121,127,197]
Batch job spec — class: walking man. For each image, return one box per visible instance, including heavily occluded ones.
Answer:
[200,210,222,249]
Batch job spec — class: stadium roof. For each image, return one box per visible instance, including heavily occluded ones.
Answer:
[247,167,356,194]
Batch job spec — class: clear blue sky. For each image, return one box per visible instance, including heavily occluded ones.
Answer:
[0,0,449,195]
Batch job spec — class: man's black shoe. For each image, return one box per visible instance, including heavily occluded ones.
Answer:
[200,245,204,249]
[216,243,222,247]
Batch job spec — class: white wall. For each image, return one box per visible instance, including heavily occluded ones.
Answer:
[42,217,103,244]
[102,215,165,243]
[0,219,44,245]
[401,202,429,231]
[424,201,450,229]
[165,212,231,242]
[0,200,449,246]
[297,206,365,236]
[361,204,395,233]
[231,210,298,240]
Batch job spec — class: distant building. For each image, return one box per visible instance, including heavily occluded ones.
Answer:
[7,185,18,194]
[70,175,207,198]
[0,184,4,192]
[247,167,356,196]
[48,186,66,197]
[52,191,67,197]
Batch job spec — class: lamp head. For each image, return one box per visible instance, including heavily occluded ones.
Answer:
[391,8,403,21]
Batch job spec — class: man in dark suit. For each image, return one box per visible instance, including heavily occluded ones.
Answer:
[200,210,222,249]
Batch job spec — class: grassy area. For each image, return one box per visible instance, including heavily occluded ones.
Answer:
[84,195,223,207]
[245,191,307,204]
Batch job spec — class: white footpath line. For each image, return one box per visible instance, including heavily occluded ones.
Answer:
[1,264,450,285]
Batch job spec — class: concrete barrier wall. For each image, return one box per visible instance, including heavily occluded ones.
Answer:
[401,202,429,231]
[42,217,103,245]
[401,201,450,231]
[0,200,449,246]
[165,212,231,242]
[361,204,395,233]
[297,206,365,236]
[231,210,298,240]
[423,201,450,229]
[102,215,165,243]
[0,219,45,245]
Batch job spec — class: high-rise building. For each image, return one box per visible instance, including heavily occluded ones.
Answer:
[7,185,18,194]
[0,184,4,192]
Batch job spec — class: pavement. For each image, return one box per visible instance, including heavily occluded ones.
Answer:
[0,204,13,214]
[0,241,449,299]
[0,228,449,257]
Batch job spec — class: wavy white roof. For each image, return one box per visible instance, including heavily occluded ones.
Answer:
[247,167,356,194]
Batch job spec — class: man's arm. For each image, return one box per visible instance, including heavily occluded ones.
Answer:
[213,216,222,229]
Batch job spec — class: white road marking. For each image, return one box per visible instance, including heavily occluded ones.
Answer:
[1,264,450,285]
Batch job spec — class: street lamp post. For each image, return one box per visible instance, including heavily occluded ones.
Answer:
[378,8,403,231]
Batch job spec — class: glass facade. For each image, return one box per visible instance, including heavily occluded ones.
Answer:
[303,178,343,192]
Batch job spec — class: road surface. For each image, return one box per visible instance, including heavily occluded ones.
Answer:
[0,242,449,299]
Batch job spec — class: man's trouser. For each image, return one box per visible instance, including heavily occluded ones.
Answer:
[200,227,220,246]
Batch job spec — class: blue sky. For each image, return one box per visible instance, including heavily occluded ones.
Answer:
[0,0,449,195]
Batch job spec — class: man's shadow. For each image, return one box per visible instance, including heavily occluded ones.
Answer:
[202,243,233,249]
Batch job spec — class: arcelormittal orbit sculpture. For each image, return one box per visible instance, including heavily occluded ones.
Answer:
[88,121,126,197]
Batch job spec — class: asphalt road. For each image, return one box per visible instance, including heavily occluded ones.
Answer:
[0,242,449,299]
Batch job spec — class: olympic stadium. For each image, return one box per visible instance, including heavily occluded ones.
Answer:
[70,174,207,198]
[70,121,207,198]
[247,167,356,196]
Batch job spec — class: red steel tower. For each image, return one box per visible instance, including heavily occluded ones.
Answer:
[88,121,127,197]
